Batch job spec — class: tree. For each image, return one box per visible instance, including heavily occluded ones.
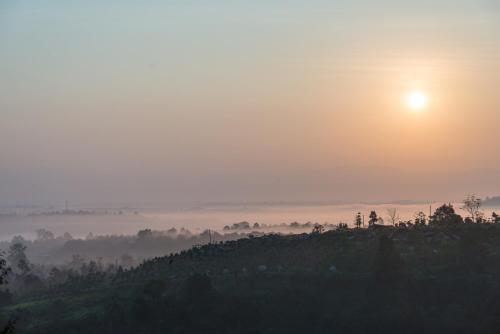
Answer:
[137,229,153,238]
[462,194,483,223]
[338,223,348,230]
[62,232,73,240]
[0,253,10,285]
[493,212,500,224]
[386,208,400,226]
[464,217,474,224]
[35,228,55,241]
[0,253,14,334]
[429,204,463,226]
[369,211,378,227]
[237,221,250,230]
[355,212,363,228]
[7,243,30,275]
[312,224,325,234]
[414,211,427,226]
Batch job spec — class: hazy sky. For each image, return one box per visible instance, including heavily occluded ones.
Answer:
[1,0,500,207]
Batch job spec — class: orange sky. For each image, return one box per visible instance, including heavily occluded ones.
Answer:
[1,1,499,206]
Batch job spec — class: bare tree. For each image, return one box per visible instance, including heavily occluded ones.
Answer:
[386,208,400,226]
[462,194,483,223]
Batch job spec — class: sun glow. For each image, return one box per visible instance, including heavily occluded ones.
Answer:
[406,91,428,111]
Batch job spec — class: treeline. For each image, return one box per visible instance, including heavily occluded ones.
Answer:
[354,194,499,229]
[3,195,500,333]
[6,209,500,333]
[223,221,336,231]
[0,228,264,303]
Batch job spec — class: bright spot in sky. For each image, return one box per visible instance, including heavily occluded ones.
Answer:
[406,91,428,110]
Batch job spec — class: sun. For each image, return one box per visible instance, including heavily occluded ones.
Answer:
[406,91,428,111]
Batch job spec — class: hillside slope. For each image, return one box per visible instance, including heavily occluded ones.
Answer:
[5,225,500,334]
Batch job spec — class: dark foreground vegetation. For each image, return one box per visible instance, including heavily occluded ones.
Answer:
[2,198,500,333]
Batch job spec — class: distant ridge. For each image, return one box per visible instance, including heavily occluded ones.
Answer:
[203,199,432,207]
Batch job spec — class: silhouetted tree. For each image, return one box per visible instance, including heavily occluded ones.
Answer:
[62,232,73,240]
[0,253,10,285]
[462,194,483,223]
[312,224,325,234]
[429,204,463,226]
[338,223,348,230]
[0,253,14,334]
[414,211,427,226]
[35,229,55,241]
[369,211,378,227]
[7,243,30,275]
[355,212,363,228]
[137,229,153,239]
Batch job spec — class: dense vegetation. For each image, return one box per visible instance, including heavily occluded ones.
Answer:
[2,200,500,333]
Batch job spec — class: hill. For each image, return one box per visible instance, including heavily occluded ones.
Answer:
[3,223,500,333]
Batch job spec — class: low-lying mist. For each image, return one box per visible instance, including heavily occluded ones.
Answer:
[1,201,497,267]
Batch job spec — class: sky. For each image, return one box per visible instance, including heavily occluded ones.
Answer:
[1,0,500,207]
